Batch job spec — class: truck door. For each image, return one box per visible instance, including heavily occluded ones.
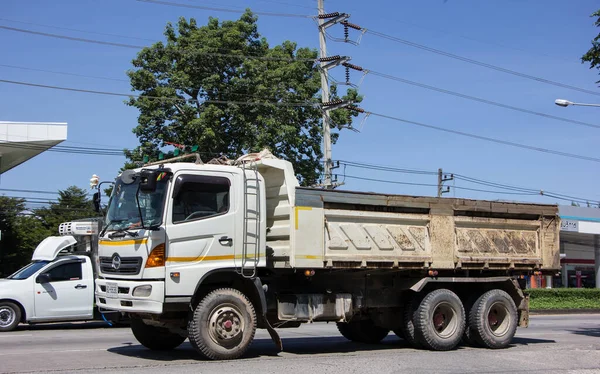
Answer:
[164,172,237,296]
[34,259,94,320]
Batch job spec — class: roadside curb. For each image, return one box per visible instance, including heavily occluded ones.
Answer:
[530,309,600,315]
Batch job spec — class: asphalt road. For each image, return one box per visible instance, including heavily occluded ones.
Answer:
[1,314,599,374]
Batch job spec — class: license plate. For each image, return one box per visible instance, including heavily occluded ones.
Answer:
[106,282,118,298]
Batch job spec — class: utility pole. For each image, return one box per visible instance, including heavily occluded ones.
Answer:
[316,2,363,188]
[318,0,333,188]
[437,168,454,197]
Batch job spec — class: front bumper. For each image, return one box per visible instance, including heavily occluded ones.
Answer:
[96,279,165,314]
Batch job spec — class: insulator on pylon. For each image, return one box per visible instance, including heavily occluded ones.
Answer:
[347,105,365,113]
[318,12,340,19]
[345,66,350,84]
[318,55,341,62]
[323,100,344,107]
[342,62,364,71]
[341,21,362,30]
[344,24,349,40]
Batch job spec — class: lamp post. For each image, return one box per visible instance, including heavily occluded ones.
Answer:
[555,99,600,108]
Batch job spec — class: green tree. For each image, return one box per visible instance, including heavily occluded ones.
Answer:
[35,186,98,232]
[0,196,27,276]
[126,11,361,185]
[582,9,600,83]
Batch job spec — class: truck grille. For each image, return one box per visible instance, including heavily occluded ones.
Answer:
[99,256,143,275]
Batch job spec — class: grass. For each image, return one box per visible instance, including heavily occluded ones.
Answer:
[528,288,600,310]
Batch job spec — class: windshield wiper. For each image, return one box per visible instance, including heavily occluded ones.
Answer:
[100,219,126,237]
[108,227,139,239]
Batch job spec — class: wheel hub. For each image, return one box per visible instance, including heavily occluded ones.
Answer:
[0,307,15,327]
[208,305,244,344]
[431,302,458,339]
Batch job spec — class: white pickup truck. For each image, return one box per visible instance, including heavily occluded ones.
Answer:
[0,221,122,331]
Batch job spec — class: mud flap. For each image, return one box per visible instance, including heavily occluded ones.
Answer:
[252,278,283,351]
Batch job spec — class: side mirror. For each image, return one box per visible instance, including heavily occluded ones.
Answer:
[140,170,159,193]
[93,192,101,212]
[36,273,51,284]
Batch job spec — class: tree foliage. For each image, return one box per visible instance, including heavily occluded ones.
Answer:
[126,11,361,185]
[582,10,600,83]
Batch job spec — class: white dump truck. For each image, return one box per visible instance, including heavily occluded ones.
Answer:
[0,220,123,331]
[95,151,560,359]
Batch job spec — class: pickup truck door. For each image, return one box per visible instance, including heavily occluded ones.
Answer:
[34,259,94,320]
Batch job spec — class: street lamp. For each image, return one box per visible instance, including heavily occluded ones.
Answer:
[555,99,600,108]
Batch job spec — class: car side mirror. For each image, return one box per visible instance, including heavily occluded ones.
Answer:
[36,273,51,284]
[140,169,159,193]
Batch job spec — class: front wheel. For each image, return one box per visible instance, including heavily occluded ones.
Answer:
[0,301,21,332]
[130,318,186,350]
[188,288,257,360]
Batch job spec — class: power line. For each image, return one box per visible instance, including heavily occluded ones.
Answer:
[135,0,313,18]
[338,160,437,175]
[339,159,599,204]
[367,111,600,163]
[0,63,129,83]
[0,26,315,62]
[343,174,439,188]
[368,70,600,130]
[0,18,156,42]
[366,29,600,97]
[0,79,319,107]
[0,188,60,195]
[0,25,142,49]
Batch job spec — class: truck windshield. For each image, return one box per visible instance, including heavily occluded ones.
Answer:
[7,261,50,280]
[104,174,169,231]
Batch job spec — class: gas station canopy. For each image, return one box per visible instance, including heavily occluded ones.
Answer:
[0,121,67,174]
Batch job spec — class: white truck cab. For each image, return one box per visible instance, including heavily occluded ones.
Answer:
[0,234,95,331]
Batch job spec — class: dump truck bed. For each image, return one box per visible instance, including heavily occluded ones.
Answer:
[265,186,560,272]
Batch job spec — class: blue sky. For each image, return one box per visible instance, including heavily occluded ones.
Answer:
[1,0,599,206]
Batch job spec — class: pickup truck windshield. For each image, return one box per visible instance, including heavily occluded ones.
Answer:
[8,261,50,280]
[104,174,168,231]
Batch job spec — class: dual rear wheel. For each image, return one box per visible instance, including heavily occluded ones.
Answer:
[401,288,518,351]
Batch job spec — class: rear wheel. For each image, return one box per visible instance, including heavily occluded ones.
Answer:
[414,289,465,351]
[188,288,257,360]
[468,289,518,349]
[0,301,21,332]
[130,318,186,350]
[336,319,389,344]
[401,294,422,348]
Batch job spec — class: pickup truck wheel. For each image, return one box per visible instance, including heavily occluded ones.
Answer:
[188,288,256,360]
[468,289,517,349]
[130,318,186,350]
[0,301,21,332]
[336,320,389,344]
[414,289,465,351]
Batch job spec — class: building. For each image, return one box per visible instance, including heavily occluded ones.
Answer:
[0,121,68,174]
[557,205,600,288]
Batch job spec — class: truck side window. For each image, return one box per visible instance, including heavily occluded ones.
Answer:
[172,175,230,224]
[46,262,82,282]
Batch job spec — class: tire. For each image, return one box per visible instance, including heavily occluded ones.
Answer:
[336,319,390,344]
[0,301,21,332]
[468,289,518,349]
[130,317,186,350]
[188,288,257,360]
[414,289,465,351]
[401,294,422,348]
[462,293,481,347]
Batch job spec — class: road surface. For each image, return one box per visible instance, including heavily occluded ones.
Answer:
[1,314,599,374]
